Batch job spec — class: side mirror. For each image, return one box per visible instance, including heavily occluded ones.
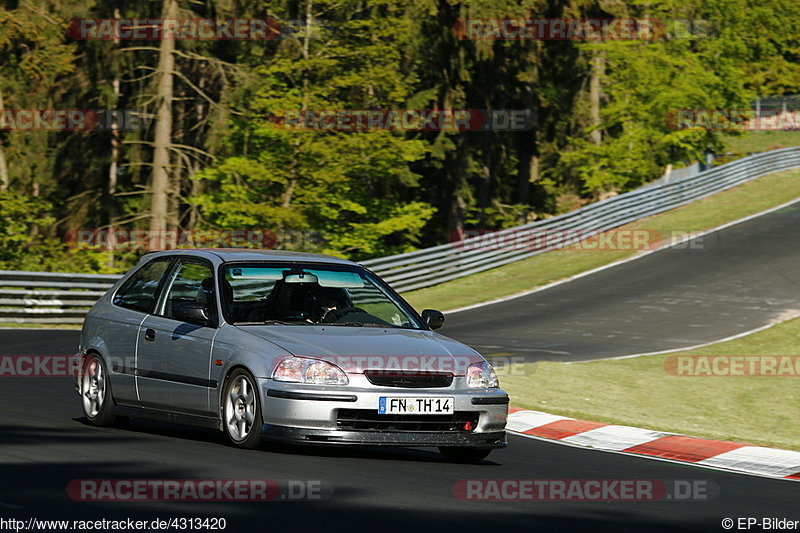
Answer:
[174,302,211,327]
[421,309,445,330]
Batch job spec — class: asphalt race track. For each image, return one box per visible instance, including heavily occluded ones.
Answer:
[1,204,800,531]
[444,201,800,362]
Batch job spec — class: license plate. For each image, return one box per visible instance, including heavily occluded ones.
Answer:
[378,397,454,415]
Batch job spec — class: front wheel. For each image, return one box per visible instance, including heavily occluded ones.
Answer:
[80,354,117,426]
[223,370,262,449]
[439,447,493,463]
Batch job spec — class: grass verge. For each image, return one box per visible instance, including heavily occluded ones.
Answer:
[0,323,81,330]
[723,130,800,155]
[403,168,800,312]
[498,317,800,451]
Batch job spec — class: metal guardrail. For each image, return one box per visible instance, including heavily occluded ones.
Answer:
[2,146,800,324]
[0,271,121,324]
[362,146,800,291]
[0,272,387,324]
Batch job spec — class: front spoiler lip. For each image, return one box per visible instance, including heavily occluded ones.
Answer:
[260,424,507,448]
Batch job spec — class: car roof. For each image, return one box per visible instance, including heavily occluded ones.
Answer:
[141,248,358,266]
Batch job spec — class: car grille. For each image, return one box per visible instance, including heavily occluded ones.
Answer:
[337,409,479,433]
[364,370,453,388]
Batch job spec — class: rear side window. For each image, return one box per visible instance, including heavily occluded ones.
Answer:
[113,258,172,313]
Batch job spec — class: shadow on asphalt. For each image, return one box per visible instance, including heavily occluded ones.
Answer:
[67,416,504,466]
[0,455,713,533]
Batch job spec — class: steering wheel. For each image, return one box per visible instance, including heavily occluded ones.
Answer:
[321,306,369,323]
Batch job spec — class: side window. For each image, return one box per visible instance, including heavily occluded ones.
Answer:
[113,259,172,313]
[160,261,216,322]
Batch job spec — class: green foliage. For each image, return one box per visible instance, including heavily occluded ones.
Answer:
[0,193,52,265]
[0,192,109,272]
[0,1,76,193]
[2,0,800,272]
[193,0,435,259]
[562,0,800,195]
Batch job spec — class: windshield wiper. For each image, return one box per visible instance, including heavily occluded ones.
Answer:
[234,320,306,326]
[324,322,400,328]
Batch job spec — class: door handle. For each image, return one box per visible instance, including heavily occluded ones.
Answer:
[144,328,156,342]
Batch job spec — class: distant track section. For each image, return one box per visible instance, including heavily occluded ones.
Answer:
[442,201,800,362]
[364,147,800,292]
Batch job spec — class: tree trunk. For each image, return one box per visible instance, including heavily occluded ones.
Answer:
[589,50,604,146]
[446,134,468,239]
[282,0,314,209]
[105,8,122,267]
[168,84,184,232]
[150,0,177,234]
[517,125,539,207]
[187,162,202,229]
[477,163,491,226]
[108,79,120,198]
[0,89,9,192]
[185,79,206,230]
[108,8,121,200]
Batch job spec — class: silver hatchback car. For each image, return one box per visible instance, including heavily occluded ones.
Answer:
[74,250,508,462]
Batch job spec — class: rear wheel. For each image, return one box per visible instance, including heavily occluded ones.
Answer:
[80,354,117,426]
[439,447,492,463]
[223,369,262,449]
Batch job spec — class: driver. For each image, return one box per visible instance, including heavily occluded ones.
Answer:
[306,286,351,323]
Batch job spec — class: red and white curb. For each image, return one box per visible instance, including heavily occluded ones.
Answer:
[507,408,800,481]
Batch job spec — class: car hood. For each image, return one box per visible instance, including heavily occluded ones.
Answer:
[237,325,484,375]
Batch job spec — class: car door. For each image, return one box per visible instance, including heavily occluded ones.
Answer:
[135,258,218,416]
[105,257,174,405]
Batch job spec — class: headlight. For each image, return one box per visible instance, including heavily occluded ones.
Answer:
[466,361,499,388]
[273,357,349,386]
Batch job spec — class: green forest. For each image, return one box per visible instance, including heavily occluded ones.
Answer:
[1,0,799,273]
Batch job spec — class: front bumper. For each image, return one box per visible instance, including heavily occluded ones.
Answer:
[261,424,507,447]
[259,378,509,448]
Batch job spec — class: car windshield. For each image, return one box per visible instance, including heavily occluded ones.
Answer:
[220,263,423,329]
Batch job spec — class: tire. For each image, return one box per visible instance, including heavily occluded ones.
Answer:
[222,369,262,449]
[438,446,493,463]
[80,354,117,427]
